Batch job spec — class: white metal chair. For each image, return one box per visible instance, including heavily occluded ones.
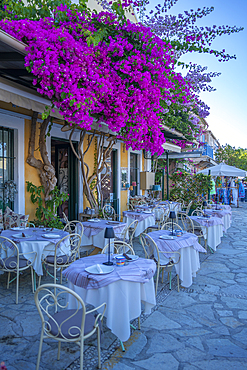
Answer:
[179,213,194,233]
[127,219,138,247]
[114,219,138,248]
[140,233,181,295]
[39,233,81,286]
[191,209,204,217]
[190,213,208,251]
[26,221,36,228]
[161,222,183,231]
[101,240,135,255]
[0,236,36,304]
[63,220,90,256]
[146,206,165,232]
[34,283,106,370]
[181,200,193,215]
[102,204,117,221]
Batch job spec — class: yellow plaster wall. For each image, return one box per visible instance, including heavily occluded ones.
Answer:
[24,119,42,221]
[83,135,97,209]
[142,151,145,195]
[120,143,128,214]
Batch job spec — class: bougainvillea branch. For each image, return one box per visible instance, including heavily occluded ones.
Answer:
[0,1,199,154]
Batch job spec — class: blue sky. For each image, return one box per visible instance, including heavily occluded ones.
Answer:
[147,0,247,148]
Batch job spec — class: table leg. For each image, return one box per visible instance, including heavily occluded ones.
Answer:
[120,341,125,352]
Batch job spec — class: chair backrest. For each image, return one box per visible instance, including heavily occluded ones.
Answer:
[0,236,36,271]
[42,233,81,266]
[138,199,147,205]
[180,214,194,233]
[102,205,116,221]
[26,221,35,228]
[34,283,87,341]
[139,233,160,262]
[191,209,204,217]
[127,219,138,243]
[140,233,181,265]
[160,222,183,231]
[101,240,135,255]
[185,200,193,215]
[62,212,69,224]
[0,236,19,270]
[176,199,185,209]
[63,221,84,238]
[152,206,165,222]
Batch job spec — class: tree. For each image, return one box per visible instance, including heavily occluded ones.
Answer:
[215,144,247,171]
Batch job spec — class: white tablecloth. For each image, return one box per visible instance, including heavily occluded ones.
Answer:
[1,228,69,276]
[123,213,155,236]
[81,220,127,249]
[174,246,200,288]
[204,224,223,251]
[205,209,232,232]
[191,216,223,252]
[148,230,205,288]
[66,257,156,342]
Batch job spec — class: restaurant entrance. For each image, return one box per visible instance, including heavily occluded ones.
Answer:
[51,138,78,220]
[101,149,118,214]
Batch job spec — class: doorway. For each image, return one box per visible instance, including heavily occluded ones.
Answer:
[101,149,118,213]
[130,153,138,197]
[51,138,78,220]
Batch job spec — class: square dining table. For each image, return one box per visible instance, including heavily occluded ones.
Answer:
[63,254,156,342]
[146,230,206,288]
[80,219,128,250]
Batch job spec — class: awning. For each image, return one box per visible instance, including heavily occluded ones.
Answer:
[197,162,247,177]
[0,77,63,119]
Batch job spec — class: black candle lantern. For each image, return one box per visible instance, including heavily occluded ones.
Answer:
[103,227,115,266]
[169,211,176,236]
[215,194,218,210]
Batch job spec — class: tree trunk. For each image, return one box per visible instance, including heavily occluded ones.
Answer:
[26,112,57,200]
[68,126,116,211]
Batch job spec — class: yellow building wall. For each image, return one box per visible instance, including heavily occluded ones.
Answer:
[120,143,128,215]
[83,135,97,209]
[24,119,43,221]
[142,151,145,195]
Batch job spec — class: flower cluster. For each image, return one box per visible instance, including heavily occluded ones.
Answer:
[0,4,197,154]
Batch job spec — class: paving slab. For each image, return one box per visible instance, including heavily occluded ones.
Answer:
[1,204,247,369]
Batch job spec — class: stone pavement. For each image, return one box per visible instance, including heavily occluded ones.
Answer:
[1,204,247,369]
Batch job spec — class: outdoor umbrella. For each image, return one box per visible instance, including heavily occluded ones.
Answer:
[197,162,247,177]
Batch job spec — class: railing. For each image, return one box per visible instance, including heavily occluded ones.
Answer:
[202,143,214,159]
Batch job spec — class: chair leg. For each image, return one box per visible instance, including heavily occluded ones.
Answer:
[60,268,63,285]
[38,275,41,287]
[97,326,101,369]
[57,341,61,360]
[80,340,84,370]
[155,265,160,296]
[36,330,44,370]
[177,274,180,292]
[31,266,34,293]
[161,268,164,283]
[138,316,141,330]
[16,271,19,304]
[7,271,10,289]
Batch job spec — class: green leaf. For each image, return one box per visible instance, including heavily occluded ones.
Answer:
[61,91,67,100]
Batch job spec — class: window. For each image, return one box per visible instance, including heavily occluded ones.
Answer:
[0,127,15,211]
[130,153,138,197]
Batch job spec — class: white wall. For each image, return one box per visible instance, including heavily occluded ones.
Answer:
[0,109,25,214]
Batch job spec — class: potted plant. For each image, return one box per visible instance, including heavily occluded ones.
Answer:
[26,181,69,229]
